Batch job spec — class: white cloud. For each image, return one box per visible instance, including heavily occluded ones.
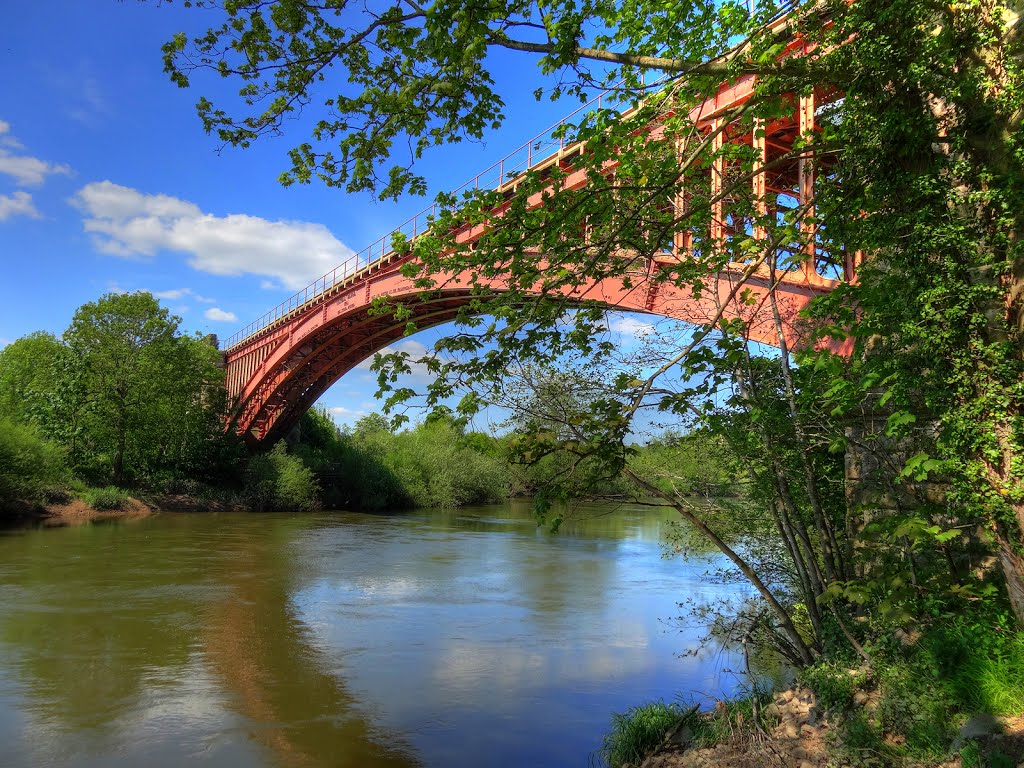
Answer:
[0,120,70,224]
[607,313,657,340]
[0,149,72,187]
[329,405,369,418]
[0,121,23,150]
[355,339,435,383]
[0,191,40,221]
[72,181,355,290]
[152,287,215,303]
[204,307,238,323]
[0,337,11,349]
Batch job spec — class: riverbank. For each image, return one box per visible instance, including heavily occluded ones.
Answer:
[31,491,253,526]
[638,689,828,768]
[40,496,154,525]
[622,686,1024,768]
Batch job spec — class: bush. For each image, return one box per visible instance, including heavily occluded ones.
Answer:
[245,442,320,512]
[804,609,1024,765]
[0,418,69,509]
[80,485,131,511]
[383,420,508,508]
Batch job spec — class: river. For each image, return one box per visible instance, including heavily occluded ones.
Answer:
[0,500,764,767]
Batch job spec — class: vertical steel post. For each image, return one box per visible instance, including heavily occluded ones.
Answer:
[711,117,725,255]
[798,92,816,280]
[675,137,692,258]
[753,117,768,243]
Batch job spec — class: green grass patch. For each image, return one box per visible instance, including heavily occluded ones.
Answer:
[802,610,1024,766]
[80,486,131,511]
[594,701,689,767]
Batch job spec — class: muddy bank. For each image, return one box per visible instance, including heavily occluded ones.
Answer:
[140,493,249,514]
[639,688,827,768]
[36,492,250,525]
[40,497,154,525]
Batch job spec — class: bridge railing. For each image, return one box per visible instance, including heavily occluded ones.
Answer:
[222,74,661,352]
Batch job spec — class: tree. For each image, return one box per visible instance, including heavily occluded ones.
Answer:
[0,332,81,447]
[64,292,226,485]
[165,0,1024,634]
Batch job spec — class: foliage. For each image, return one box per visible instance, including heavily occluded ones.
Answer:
[0,332,79,444]
[245,442,321,512]
[799,660,870,713]
[0,292,232,496]
[65,292,228,486]
[629,431,739,498]
[79,486,132,511]
[165,0,1024,683]
[346,412,508,508]
[802,608,1024,764]
[0,418,69,511]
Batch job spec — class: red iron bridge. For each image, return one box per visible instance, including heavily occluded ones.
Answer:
[222,54,857,445]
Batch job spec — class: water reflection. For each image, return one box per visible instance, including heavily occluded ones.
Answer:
[0,502,763,768]
[0,517,418,767]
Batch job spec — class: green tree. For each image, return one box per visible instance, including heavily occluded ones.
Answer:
[0,332,81,447]
[64,291,226,485]
[165,0,1024,635]
[0,418,69,512]
[246,441,322,511]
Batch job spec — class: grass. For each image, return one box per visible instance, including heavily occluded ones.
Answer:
[594,701,691,767]
[593,695,772,768]
[80,485,132,511]
[800,610,1024,766]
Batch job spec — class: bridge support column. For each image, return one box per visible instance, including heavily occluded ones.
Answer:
[798,92,817,281]
[711,117,725,251]
[752,116,768,255]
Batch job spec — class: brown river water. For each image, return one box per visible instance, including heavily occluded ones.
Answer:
[0,500,763,767]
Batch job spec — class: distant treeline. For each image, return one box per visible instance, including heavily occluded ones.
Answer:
[0,291,736,516]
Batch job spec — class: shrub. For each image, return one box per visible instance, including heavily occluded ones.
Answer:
[383,420,508,508]
[245,442,320,512]
[0,418,69,509]
[80,485,131,511]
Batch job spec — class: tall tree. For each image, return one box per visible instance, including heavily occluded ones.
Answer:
[64,292,225,485]
[164,0,1024,626]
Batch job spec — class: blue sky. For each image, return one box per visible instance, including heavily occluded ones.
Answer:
[0,0,688,433]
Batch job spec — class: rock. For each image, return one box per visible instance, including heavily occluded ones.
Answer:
[951,713,1001,751]
[894,627,921,647]
[783,722,800,739]
[799,762,816,768]
[801,724,817,737]
[666,723,693,747]
[960,713,1000,740]
[853,690,870,706]
[764,702,782,718]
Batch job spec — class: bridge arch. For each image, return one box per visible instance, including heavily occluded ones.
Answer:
[223,71,851,444]
[223,250,832,444]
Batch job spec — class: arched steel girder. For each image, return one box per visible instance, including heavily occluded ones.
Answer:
[249,297,478,445]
